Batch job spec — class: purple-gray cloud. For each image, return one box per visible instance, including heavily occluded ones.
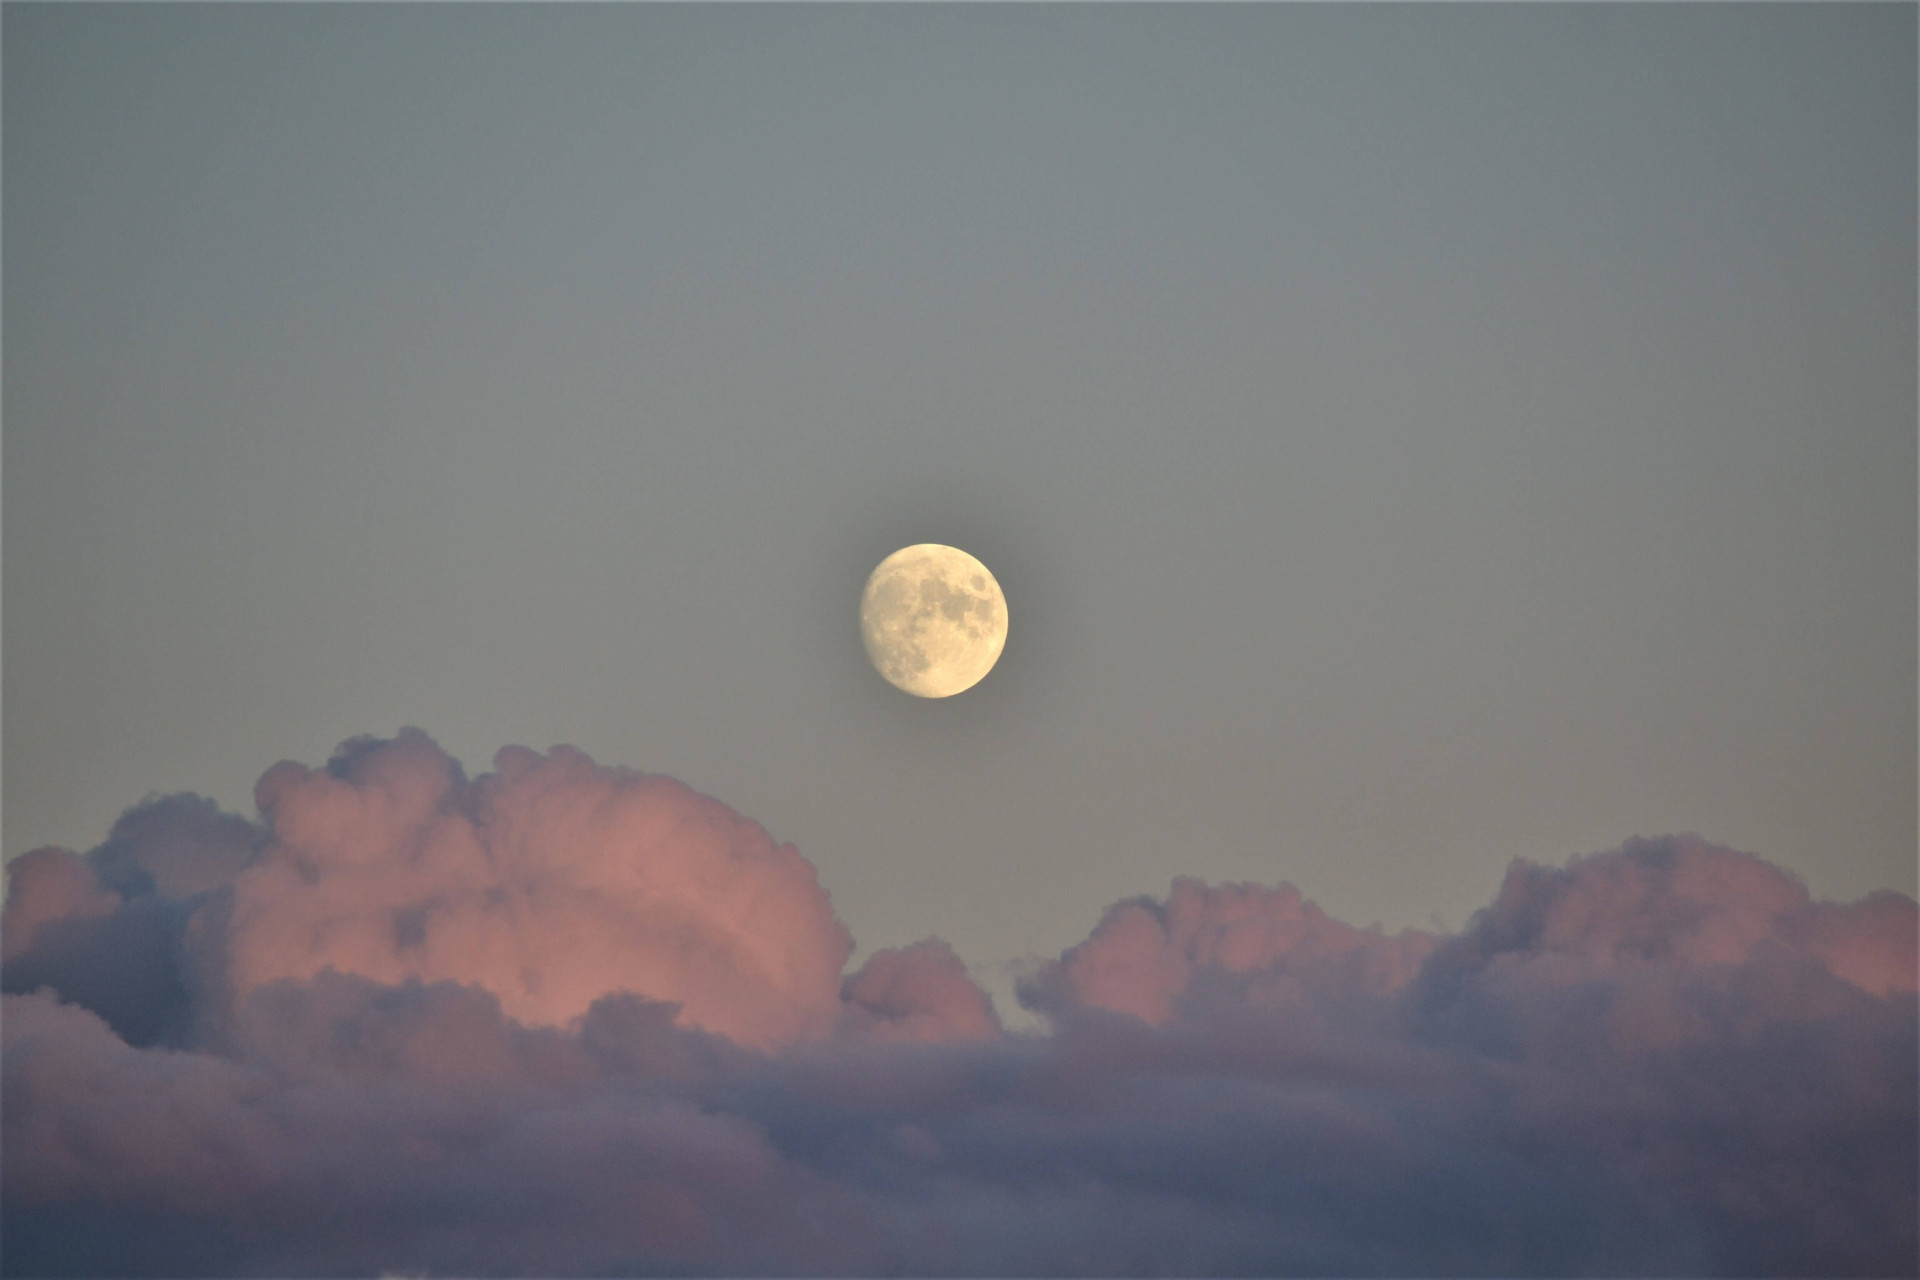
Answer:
[3,731,1913,1276]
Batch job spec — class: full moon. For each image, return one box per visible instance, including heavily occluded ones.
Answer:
[860,544,1008,698]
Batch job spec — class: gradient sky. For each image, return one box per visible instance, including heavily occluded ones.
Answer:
[6,2,1913,1033]
[5,8,1916,1275]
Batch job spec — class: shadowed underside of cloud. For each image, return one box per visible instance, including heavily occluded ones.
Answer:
[3,730,1914,1277]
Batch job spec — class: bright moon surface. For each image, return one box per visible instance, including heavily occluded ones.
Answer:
[860,545,1008,698]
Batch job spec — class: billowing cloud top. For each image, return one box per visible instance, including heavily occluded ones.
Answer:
[1024,876,1439,1025]
[230,729,855,1047]
[3,731,1913,1277]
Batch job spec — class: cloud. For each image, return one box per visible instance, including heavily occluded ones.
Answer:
[1399,837,1920,1275]
[1020,876,1438,1026]
[0,790,259,1048]
[1,982,878,1278]
[3,732,1913,1276]
[2,848,121,964]
[89,792,260,901]
[840,938,1003,1043]
[225,729,855,1048]
[1411,835,1918,1058]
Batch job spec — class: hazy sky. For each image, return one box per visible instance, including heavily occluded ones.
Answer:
[6,2,1913,1028]
[5,8,1916,1275]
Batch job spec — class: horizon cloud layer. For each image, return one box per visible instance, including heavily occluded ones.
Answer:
[3,729,1913,1276]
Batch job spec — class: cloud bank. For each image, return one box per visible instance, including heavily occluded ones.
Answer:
[4,730,1913,1276]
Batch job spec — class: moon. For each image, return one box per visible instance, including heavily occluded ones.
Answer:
[860,544,1008,698]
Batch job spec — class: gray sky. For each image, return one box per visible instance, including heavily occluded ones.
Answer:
[6,3,1913,1024]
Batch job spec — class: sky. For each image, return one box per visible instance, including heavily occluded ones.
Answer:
[2,5,1915,1276]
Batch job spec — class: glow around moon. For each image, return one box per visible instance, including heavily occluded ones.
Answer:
[860,544,1008,698]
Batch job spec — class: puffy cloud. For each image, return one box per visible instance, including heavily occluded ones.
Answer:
[1397,837,1919,1275]
[2,848,121,964]
[1412,836,1917,1059]
[1791,889,1917,998]
[2,989,275,1217]
[1,984,880,1278]
[1021,876,1437,1026]
[840,939,1002,1043]
[2,736,1912,1277]
[225,729,853,1048]
[88,792,260,901]
[2,794,264,1046]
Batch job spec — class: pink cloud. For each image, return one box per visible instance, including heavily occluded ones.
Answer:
[840,939,1002,1043]
[1791,890,1918,998]
[1,982,882,1276]
[2,849,120,963]
[225,730,853,1048]
[1025,876,1438,1025]
[1,989,275,1215]
[1423,836,1917,1008]
[2,736,1911,1276]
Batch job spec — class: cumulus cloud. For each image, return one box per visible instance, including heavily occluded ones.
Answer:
[1411,836,1918,1056]
[1021,876,1438,1026]
[0,789,260,1048]
[840,939,1003,1043]
[3,732,1913,1277]
[225,729,855,1048]
[89,791,260,901]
